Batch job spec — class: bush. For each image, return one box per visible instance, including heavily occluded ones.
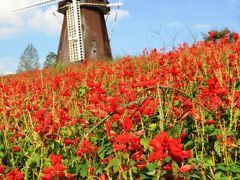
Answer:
[203,28,239,43]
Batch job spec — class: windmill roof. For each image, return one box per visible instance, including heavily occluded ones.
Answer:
[58,0,110,14]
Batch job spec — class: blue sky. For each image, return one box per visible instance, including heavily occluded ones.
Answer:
[0,0,240,74]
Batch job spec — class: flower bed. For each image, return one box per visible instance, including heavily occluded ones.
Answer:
[0,39,240,179]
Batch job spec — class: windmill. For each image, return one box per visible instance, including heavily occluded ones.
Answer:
[12,0,123,64]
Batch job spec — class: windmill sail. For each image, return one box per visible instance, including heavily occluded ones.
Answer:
[12,0,63,11]
[67,0,85,62]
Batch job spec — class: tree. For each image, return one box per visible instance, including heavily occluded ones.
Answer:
[203,28,239,43]
[17,44,40,73]
[43,52,57,68]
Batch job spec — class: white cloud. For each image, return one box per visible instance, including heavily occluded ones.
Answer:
[194,24,212,30]
[106,9,130,23]
[0,2,25,38]
[167,22,181,27]
[27,5,63,36]
[0,56,18,74]
[0,2,62,38]
[0,27,22,38]
[0,71,15,76]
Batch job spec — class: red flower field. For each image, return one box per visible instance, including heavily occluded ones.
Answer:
[0,38,240,179]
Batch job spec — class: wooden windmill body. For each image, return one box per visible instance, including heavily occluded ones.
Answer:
[12,0,123,64]
[57,0,112,64]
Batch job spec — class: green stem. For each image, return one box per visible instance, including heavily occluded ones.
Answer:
[157,84,164,131]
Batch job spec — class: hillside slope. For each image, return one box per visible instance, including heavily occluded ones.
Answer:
[0,40,240,179]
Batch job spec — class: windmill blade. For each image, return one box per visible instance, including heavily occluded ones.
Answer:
[109,0,123,41]
[67,0,85,62]
[12,0,64,12]
[107,2,123,7]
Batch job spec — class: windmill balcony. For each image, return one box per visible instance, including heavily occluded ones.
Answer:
[58,0,110,14]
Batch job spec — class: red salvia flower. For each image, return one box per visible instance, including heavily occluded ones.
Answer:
[122,117,133,132]
[50,154,62,166]
[115,133,140,144]
[134,161,147,169]
[0,166,4,174]
[178,164,193,173]
[206,120,216,125]
[101,155,113,165]
[208,31,216,40]
[232,32,239,42]
[149,131,171,150]
[149,131,192,163]
[148,147,167,162]
[127,142,142,151]
[11,146,21,153]
[63,138,78,146]
[77,138,98,157]
[67,173,74,180]
[163,164,172,171]
[168,139,192,162]
[87,167,94,176]
[135,129,145,136]
[130,151,144,161]
[42,154,68,180]
[180,131,187,142]
[112,142,126,151]
[6,169,24,180]
[99,173,107,180]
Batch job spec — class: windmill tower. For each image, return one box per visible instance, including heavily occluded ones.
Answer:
[12,0,123,64]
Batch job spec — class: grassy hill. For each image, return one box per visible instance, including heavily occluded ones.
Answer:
[0,39,240,179]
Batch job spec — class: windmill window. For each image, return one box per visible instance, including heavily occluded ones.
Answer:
[93,40,96,46]
[92,40,97,58]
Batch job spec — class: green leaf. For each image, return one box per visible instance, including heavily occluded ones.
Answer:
[174,100,180,106]
[163,156,171,164]
[98,144,109,159]
[149,123,157,131]
[204,157,215,167]
[0,144,4,151]
[191,158,203,164]
[230,166,240,173]
[184,140,194,149]
[169,124,181,138]
[107,158,119,173]
[80,163,88,177]
[140,173,153,180]
[190,174,201,179]
[140,138,149,152]
[43,156,51,165]
[146,170,156,176]
[210,130,220,137]
[69,156,80,168]
[131,166,138,174]
[205,125,215,134]
[77,86,88,97]
[112,122,118,128]
[215,172,223,179]
[31,153,41,166]
[233,175,240,180]
[216,164,229,172]
[129,160,136,167]
[235,81,240,91]
[218,177,230,180]
[146,162,158,172]
[122,171,128,178]
[214,141,221,157]
[0,151,4,159]
[96,169,103,175]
